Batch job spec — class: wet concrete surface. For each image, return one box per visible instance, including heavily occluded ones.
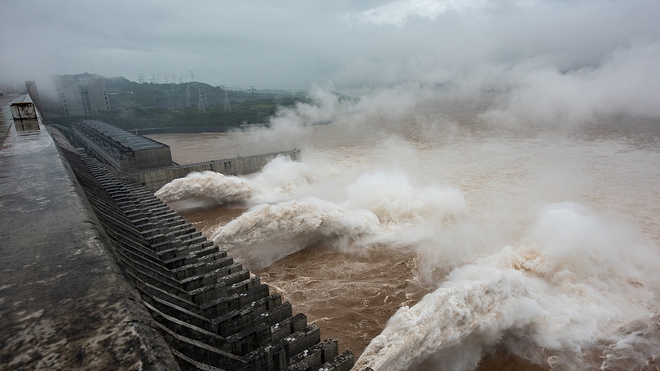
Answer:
[0,122,179,370]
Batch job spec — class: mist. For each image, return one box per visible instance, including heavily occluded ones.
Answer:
[152,59,660,366]
[6,0,657,369]
[152,42,660,366]
[2,0,660,92]
[148,10,660,362]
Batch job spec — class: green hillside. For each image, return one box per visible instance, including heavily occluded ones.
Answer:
[46,75,310,131]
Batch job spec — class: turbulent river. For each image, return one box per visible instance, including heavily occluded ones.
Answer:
[147,102,660,371]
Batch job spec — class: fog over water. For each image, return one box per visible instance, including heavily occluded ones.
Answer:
[149,80,660,370]
[1,0,658,368]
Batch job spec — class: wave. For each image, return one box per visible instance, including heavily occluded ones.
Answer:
[355,203,660,371]
[155,156,316,209]
[156,156,466,269]
[155,170,252,205]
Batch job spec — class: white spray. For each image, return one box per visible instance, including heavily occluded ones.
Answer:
[153,74,660,369]
[355,203,660,371]
[156,155,467,269]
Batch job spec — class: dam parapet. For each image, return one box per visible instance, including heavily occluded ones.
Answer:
[0,109,179,370]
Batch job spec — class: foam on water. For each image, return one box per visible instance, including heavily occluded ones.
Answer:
[355,203,660,371]
[152,91,660,370]
[155,170,252,205]
[155,156,318,207]
[156,155,467,268]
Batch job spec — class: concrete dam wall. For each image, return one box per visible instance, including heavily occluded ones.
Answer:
[1,119,179,370]
[53,135,353,370]
[1,109,353,371]
[120,149,301,192]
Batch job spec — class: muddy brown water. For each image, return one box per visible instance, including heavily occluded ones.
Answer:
[150,112,660,370]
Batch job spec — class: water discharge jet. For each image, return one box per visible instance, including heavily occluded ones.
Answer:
[151,88,660,370]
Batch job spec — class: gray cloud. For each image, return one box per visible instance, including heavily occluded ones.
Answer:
[1,0,659,95]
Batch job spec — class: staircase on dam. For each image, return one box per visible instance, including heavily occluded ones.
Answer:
[54,131,354,371]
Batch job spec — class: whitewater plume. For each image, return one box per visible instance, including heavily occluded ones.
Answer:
[247,155,317,205]
[206,198,383,268]
[202,169,466,268]
[155,171,252,206]
[355,203,660,371]
[156,153,467,269]
[155,156,315,209]
[211,197,381,248]
[345,171,466,224]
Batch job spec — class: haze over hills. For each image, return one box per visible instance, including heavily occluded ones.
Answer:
[41,74,316,130]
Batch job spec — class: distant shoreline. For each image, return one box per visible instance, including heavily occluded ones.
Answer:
[132,124,268,135]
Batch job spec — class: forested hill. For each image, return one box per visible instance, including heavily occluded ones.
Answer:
[46,75,312,130]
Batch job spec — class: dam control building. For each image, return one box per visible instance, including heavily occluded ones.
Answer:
[73,120,174,171]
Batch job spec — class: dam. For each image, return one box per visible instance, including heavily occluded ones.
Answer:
[0,95,354,371]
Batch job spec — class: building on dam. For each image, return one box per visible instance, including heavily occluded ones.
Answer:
[73,119,174,171]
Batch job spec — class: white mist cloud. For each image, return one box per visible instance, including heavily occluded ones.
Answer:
[479,39,660,126]
[2,0,659,92]
[356,202,660,371]
[156,153,467,269]
[263,33,660,131]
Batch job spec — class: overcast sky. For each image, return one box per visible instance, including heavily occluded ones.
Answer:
[1,0,660,90]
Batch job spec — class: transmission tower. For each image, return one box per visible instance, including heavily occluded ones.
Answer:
[164,75,169,83]
[249,86,256,100]
[221,85,231,111]
[138,74,144,84]
[170,81,175,110]
[190,70,195,82]
[198,86,207,112]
